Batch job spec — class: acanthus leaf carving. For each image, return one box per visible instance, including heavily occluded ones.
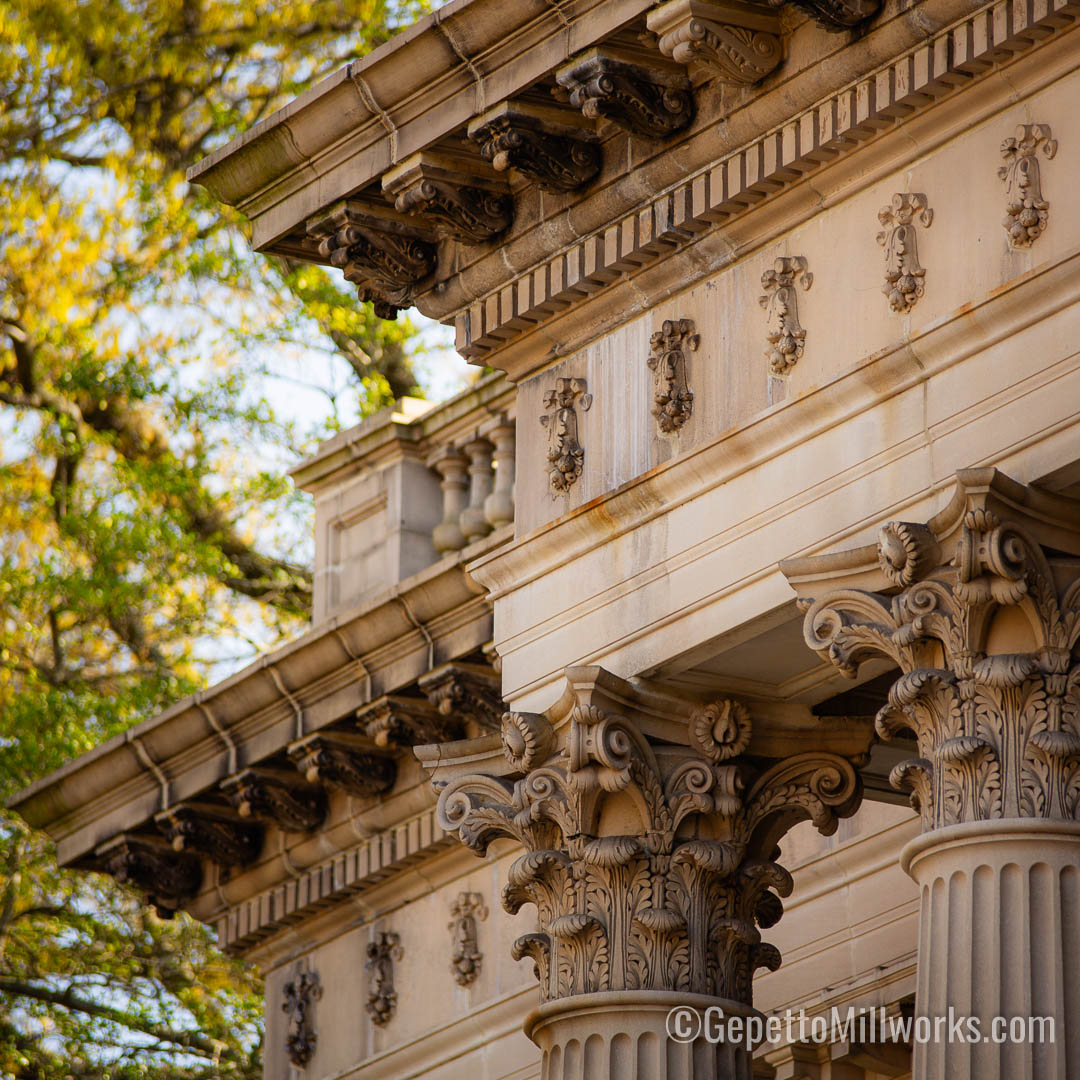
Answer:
[419,663,504,736]
[876,193,933,314]
[393,178,512,243]
[287,734,397,798]
[282,968,322,1067]
[758,256,812,375]
[154,806,262,875]
[999,123,1056,249]
[222,770,327,832]
[649,0,782,85]
[540,378,592,495]
[434,692,860,1006]
[791,473,1080,832]
[308,205,436,316]
[99,837,203,917]
[449,891,488,986]
[358,694,461,750]
[556,54,693,140]
[766,0,882,30]
[365,931,404,1025]
[647,318,698,434]
[472,113,601,192]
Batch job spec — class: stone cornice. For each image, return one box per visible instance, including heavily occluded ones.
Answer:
[10,528,508,867]
[452,0,1080,372]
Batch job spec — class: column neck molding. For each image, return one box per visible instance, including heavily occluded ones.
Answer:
[782,468,1080,833]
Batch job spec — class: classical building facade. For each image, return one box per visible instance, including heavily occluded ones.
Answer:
[12,0,1080,1077]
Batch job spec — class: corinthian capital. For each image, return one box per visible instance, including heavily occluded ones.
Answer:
[422,668,861,1008]
[781,468,1080,832]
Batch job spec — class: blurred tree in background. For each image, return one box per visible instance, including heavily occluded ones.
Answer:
[0,1,439,1074]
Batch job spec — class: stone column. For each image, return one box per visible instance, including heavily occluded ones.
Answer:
[460,435,495,543]
[431,446,468,554]
[424,673,864,1080]
[782,468,1080,1080]
[484,415,516,529]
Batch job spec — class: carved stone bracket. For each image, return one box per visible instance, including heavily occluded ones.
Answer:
[222,769,328,832]
[307,202,437,318]
[97,836,202,917]
[449,891,488,986]
[357,694,462,749]
[430,676,861,1008]
[783,469,1080,833]
[999,123,1057,249]
[154,806,262,874]
[555,47,693,140]
[647,318,698,434]
[384,152,512,243]
[469,101,601,193]
[767,0,881,31]
[540,377,592,495]
[759,256,813,375]
[648,0,783,86]
[876,193,933,314]
[288,734,397,798]
[419,662,504,736]
[283,967,322,1067]
[366,931,404,1025]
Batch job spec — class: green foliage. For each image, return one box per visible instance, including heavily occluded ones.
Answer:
[0,0,439,1074]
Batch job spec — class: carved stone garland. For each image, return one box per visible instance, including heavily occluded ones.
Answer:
[436,702,860,1007]
[449,891,488,986]
[539,378,592,495]
[647,318,698,435]
[283,968,322,1067]
[999,123,1057,249]
[758,256,812,376]
[792,474,1080,832]
[877,193,933,314]
[365,931,404,1025]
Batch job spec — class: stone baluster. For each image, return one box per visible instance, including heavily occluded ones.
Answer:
[460,435,494,543]
[484,416,516,529]
[423,672,863,1080]
[782,468,1080,1080]
[431,446,468,554]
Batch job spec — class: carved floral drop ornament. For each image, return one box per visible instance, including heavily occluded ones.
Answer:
[449,892,489,986]
[647,318,698,434]
[758,257,812,376]
[434,694,861,1007]
[784,468,1080,832]
[365,931,404,1025]
[539,378,592,496]
[876,193,933,314]
[282,967,322,1068]
[999,123,1057,249]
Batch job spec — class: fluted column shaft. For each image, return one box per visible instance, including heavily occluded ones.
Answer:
[905,821,1080,1079]
[783,470,1080,1080]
